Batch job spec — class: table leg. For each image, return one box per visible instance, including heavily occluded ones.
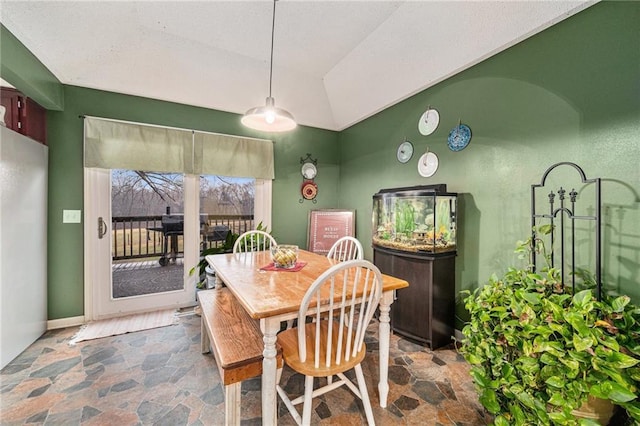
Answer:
[261,317,280,425]
[378,290,393,408]
[214,274,223,290]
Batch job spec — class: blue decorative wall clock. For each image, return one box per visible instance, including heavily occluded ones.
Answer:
[447,124,472,152]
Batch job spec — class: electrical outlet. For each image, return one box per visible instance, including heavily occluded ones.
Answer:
[63,209,82,223]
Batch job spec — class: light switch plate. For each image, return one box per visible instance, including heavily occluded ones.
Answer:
[63,209,82,223]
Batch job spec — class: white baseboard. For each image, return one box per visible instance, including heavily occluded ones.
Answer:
[47,315,85,330]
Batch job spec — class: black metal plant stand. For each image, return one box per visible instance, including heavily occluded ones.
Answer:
[530,162,602,300]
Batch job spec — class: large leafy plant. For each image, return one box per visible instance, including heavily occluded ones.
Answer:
[459,227,640,425]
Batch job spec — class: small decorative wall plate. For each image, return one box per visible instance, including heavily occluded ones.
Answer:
[447,124,472,151]
[396,140,414,163]
[301,181,318,200]
[417,151,439,177]
[418,107,440,136]
[301,162,317,179]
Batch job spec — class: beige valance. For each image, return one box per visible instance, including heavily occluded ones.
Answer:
[194,132,274,179]
[83,117,274,179]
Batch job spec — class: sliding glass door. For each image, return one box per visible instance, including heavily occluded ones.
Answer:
[84,169,198,320]
[82,116,273,320]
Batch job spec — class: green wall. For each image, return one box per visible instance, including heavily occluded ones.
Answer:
[338,1,640,327]
[2,2,638,323]
[2,24,339,320]
[0,24,63,110]
[44,87,339,319]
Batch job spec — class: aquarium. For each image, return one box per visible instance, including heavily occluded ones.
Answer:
[372,184,457,254]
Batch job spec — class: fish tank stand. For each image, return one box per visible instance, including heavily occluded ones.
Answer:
[371,185,457,349]
[373,247,456,349]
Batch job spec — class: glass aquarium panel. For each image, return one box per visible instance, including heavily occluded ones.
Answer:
[372,185,457,254]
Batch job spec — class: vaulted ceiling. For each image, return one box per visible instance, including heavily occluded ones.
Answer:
[1,1,595,131]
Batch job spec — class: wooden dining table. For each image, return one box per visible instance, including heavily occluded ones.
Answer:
[205,249,409,425]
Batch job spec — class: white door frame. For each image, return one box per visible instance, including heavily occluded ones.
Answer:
[254,178,272,230]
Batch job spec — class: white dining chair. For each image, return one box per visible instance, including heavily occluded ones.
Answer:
[233,230,277,253]
[326,236,363,262]
[321,236,365,370]
[276,259,383,425]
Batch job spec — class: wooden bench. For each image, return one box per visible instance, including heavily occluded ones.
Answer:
[198,288,282,425]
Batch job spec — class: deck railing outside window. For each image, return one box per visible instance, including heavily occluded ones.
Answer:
[112,215,254,261]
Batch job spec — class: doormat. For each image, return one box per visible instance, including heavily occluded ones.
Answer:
[69,309,178,345]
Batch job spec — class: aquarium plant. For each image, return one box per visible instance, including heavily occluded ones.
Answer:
[394,200,416,238]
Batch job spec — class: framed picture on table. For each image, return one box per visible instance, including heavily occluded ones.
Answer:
[307,209,356,255]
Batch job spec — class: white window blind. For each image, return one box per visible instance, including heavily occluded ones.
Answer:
[83,117,274,179]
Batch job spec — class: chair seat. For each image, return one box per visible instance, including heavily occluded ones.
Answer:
[277,320,366,377]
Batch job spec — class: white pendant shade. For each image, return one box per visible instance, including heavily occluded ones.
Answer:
[241,97,296,132]
[241,0,296,133]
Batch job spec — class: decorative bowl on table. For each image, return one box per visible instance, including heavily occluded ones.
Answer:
[270,245,299,269]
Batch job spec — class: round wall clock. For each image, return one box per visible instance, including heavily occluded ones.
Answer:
[418,107,440,136]
[417,151,439,177]
[447,124,472,151]
[396,140,414,163]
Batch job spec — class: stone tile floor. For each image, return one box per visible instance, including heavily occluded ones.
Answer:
[1,313,490,425]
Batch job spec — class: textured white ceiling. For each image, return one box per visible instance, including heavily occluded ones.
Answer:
[0,1,595,131]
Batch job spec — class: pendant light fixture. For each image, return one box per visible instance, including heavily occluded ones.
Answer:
[241,0,296,132]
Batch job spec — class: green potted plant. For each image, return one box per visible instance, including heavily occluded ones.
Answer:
[190,230,239,289]
[189,221,273,289]
[232,221,273,252]
[459,226,640,425]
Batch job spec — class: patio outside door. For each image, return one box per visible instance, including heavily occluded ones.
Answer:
[84,168,199,320]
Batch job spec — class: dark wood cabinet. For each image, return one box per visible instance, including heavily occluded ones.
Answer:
[374,246,456,350]
[1,87,47,145]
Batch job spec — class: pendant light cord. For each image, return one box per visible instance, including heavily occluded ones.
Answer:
[268,0,277,98]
